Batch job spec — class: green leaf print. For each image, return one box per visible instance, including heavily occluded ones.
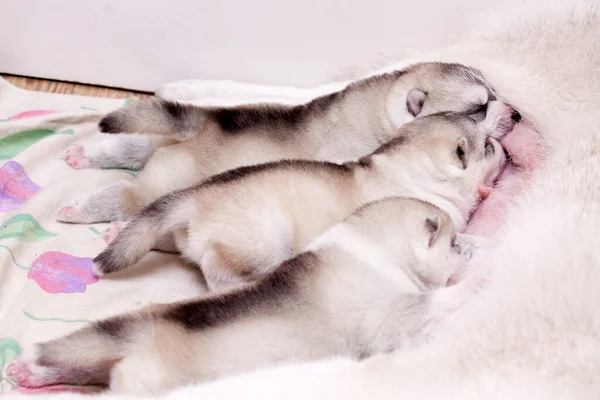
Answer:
[80,106,98,111]
[0,214,57,242]
[0,337,21,371]
[0,129,74,160]
[88,226,102,235]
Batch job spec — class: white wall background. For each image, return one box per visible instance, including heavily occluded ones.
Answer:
[1,0,505,91]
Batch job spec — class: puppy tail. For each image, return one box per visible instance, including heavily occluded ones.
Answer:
[93,192,195,275]
[31,313,154,386]
[98,98,208,140]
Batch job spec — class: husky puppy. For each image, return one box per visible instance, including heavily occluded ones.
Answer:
[6,197,478,395]
[92,112,507,290]
[56,62,509,225]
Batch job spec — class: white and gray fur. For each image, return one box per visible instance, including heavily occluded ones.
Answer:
[9,197,478,395]
[56,62,509,225]
[92,112,508,290]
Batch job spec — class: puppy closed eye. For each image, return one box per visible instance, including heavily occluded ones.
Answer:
[485,138,495,156]
[467,103,488,123]
[425,216,441,248]
[455,137,469,169]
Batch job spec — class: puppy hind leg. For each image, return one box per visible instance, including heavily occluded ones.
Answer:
[102,219,180,249]
[63,134,175,170]
[199,234,294,291]
[6,353,68,389]
[102,221,128,244]
[180,207,295,291]
[57,180,144,224]
[153,232,180,253]
[110,350,167,395]
[109,323,195,395]
[6,318,135,388]
[199,247,257,291]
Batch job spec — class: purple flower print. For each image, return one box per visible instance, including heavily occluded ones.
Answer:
[27,252,98,294]
[0,161,41,212]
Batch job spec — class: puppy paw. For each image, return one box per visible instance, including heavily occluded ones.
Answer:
[91,261,105,277]
[432,275,487,320]
[6,358,54,388]
[56,204,83,223]
[453,233,490,259]
[62,144,91,169]
[102,221,127,244]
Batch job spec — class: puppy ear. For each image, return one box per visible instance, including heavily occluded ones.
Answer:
[407,89,427,117]
[425,216,441,248]
[481,101,517,139]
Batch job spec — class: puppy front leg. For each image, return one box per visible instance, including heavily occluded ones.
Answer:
[452,233,491,259]
[419,276,486,340]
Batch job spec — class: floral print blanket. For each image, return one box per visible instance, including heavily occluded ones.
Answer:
[0,78,207,395]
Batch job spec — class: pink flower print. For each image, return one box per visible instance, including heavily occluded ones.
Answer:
[2,110,57,121]
[27,252,98,294]
[0,161,41,212]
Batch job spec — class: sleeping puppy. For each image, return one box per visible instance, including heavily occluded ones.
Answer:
[55,62,510,225]
[91,111,509,291]
[7,197,479,395]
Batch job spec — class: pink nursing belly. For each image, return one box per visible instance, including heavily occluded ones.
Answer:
[466,123,545,237]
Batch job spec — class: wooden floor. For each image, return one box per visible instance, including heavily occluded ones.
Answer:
[1,74,152,100]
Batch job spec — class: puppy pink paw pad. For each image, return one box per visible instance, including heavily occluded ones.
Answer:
[63,145,90,169]
[6,360,37,388]
[56,205,82,222]
[102,221,126,244]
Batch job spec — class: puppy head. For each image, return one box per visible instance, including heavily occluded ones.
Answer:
[387,62,494,127]
[347,197,461,289]
[417,112,506,188]
[393,199,460,288]
[375,112,508,227]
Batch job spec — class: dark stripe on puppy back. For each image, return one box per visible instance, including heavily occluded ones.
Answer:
[357,111,474,160]
[369,135,410,156]
[163,252,319,330]
[206,70,411,136]
[182,159,353,192]
[208,92,342,136]
[93,317,128,340]
[181,62,490,138]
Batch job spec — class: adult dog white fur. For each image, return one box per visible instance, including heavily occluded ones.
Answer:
[5,0,600,398]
